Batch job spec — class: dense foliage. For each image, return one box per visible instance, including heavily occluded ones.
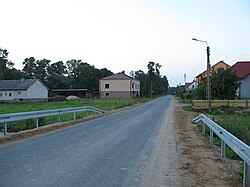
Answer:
[1,48,169,97]
[0,48,23,80]
[135,61,169,97]
[0,48,113,92]
[194,68,240,100]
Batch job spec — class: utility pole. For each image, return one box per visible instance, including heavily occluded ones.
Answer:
[192,38,211,112]
[207,46,211,112]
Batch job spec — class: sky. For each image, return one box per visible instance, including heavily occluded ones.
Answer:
[1,0,250,86]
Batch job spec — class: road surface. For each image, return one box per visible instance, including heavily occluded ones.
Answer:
[0,96,173,187]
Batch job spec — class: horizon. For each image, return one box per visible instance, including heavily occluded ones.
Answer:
[1,0,250,86]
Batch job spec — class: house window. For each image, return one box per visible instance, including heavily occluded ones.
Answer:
[105,84,110,89]
[0,93,2,97]
[18,91,21,95]
[9,93,12,96]
[105,92,110,97]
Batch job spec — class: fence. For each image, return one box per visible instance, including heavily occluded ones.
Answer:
[0,106,105,136]
[193,114,250,187]
[193,100,249,109]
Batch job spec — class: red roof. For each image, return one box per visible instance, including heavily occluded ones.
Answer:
[231,61,250,79]
[185,82,192,88]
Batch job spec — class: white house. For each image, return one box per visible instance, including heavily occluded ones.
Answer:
[99,72,140,99]
[185,80,197,91]
[0,79,49,102]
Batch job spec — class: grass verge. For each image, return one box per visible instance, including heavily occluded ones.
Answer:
[0,98,151,133]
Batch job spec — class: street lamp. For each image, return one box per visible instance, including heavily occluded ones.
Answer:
[192,38,211,112]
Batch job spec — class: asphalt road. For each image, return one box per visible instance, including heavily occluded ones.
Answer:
[0,96,173,187]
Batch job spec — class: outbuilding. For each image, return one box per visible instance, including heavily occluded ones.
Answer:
[0,79,48,102]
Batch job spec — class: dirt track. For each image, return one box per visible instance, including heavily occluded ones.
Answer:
[142,100,242,187]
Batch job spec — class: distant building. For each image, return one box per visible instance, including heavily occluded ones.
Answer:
[52,89,92,98]
[0,79,48,102]
[185,80,197,91]
[196,61,230,84]
[232,61,250,99]
[99,72,140,99]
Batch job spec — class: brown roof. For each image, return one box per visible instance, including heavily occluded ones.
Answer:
[101,72,132,80]
[196,61,230,78]
[231,61,250,79]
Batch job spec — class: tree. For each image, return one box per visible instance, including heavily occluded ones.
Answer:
[134,62,169,97]
[47,61,67,75]
[146,61,167,96]
[35,59,51,83]
[0,48,9,79]
[0,48,22,80]
[135,70,147,96]
[210,68,240,100]
[22,57,37,78]
[47,61,69,89]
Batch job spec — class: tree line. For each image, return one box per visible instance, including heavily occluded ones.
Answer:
[0,48,169,97]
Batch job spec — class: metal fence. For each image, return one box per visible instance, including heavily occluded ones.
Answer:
[0,106,105,136]
[193,114,250,187]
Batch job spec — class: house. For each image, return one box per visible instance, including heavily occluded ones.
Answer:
[196,61,230,84]
[0,79,48,102]
[99,72,140,99]
[185,80,197,91]
[231,61,250,99]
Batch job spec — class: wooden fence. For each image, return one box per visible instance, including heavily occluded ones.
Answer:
[192,100,250,109]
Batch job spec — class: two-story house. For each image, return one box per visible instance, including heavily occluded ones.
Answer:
[99,72,140,99]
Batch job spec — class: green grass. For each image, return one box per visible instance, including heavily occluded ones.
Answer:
[196,107,250,160]
[0,98,151,133]
[0,98,150,114]
[211,108,250,146]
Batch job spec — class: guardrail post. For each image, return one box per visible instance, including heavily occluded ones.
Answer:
[244,161,250,187]
[221,140,226,158]
[58,115,60,123]
[36,118,39,128]
[4,122,7,135]
[202,123,206,135]
[209,129,213,144]
[74,112,76,121]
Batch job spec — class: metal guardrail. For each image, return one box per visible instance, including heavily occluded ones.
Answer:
[193,114,250,187]
[0,106,105,136]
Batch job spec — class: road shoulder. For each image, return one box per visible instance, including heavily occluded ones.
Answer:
[141,99,242,187]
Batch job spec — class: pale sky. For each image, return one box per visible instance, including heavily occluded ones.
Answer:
[1,0,250,86]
